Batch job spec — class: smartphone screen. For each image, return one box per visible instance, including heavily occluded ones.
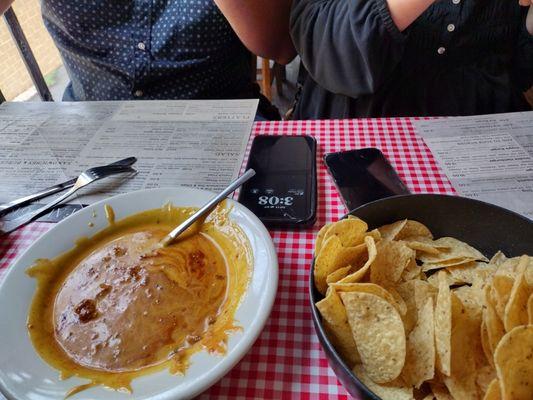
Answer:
[238,135,316,227]
[324,148,410,211]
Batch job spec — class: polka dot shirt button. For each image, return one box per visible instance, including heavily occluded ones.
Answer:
[40,0,252,101]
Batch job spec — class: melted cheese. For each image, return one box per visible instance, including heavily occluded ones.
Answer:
[26,203,251,395]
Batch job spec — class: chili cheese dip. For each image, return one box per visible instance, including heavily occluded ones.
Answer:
[26,203,251,395]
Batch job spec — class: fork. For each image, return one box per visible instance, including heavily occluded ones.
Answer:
[0,157,137,216]
[0,164,136,235]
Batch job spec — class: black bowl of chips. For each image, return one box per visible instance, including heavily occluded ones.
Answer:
[310,194,533,399]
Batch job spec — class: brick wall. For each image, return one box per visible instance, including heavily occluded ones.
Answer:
[0,0,62,100]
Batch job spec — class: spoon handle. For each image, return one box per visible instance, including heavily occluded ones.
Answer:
[161,169,256,246]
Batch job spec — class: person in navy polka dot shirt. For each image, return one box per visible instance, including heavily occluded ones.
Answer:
[1,0,295,118]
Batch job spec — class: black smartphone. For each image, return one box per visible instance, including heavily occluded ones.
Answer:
[324,148,410,211]
[238,135,317,228]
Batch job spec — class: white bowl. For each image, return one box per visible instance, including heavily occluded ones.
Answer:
[0,188,278,400]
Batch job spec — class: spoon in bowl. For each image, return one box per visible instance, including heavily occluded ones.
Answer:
[160,169,256,247]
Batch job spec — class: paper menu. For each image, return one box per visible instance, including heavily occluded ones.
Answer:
[0,99,258,213]
[414,112,533,219]
[112,100,257,122]
[70,120,253,203]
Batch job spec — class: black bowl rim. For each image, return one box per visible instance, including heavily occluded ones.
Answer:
[309,193,533,399]
[341,193,533,226]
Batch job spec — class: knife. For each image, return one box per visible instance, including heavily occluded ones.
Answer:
[0,157,137,216]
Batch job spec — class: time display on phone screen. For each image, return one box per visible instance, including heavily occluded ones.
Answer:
[242,177,308,218]
[259,196,294,206]
[247,187,304,209]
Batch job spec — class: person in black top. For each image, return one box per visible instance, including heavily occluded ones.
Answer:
[290,0,533,119]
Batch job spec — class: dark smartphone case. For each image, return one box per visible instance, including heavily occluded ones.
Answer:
[238,136,317,229]
[324,148,410,211]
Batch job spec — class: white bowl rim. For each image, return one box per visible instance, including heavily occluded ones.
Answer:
[0,187,278,400]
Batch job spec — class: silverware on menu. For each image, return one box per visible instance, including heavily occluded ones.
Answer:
[0,157,137,216]
[160,169,256,247]
[0,163,137,235]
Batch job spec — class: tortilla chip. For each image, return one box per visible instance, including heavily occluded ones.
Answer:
[494,325,533,400]
[422,257,478,272]
[402,297,435,388]
[337,236,377,284]
[314,235,367,295]
[412,281,438,307]
[457,285,489,369]
[315,235,343,294]
[503,256,531,332]
[453,285,486,372]
[442,295,478,399]
[489,251,507,267]
[427,271,444,288]
[435,271,452,376]
[323,218,368,247]
[365,228,382,242]
[397,279,437,334]
[331,282,404,315]
[335,242,367,272]
[439,261,496,286]
[315,288,360,365]
[476,365,497,397]
[404,239,441,256]
[483,285,506,355]
[491,275,514,322]
[483,308,505,358]
[494,257,520,279]
[418,237,487,265]
[370,240,414,285]
[496,255,533,283]
[341,292,406,383]
[524,257,533,285]
[401,256,423,281]
[453,284,483,321]
[527,294,533,325]
[353,364,413,400]
[430,383,454,400]
[326,265,352,285]
[396,281,419,335]
[396,220,434,240]
[483,379,501,400]
[480,320,494,367]
[385,286,408,316]
[315,223,332,255]
[378,219,407,240]
[434,237,487,260]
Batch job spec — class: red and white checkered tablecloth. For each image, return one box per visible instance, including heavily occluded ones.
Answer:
[0,118,455,399]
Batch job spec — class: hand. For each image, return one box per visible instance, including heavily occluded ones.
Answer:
[519,0,532,6]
